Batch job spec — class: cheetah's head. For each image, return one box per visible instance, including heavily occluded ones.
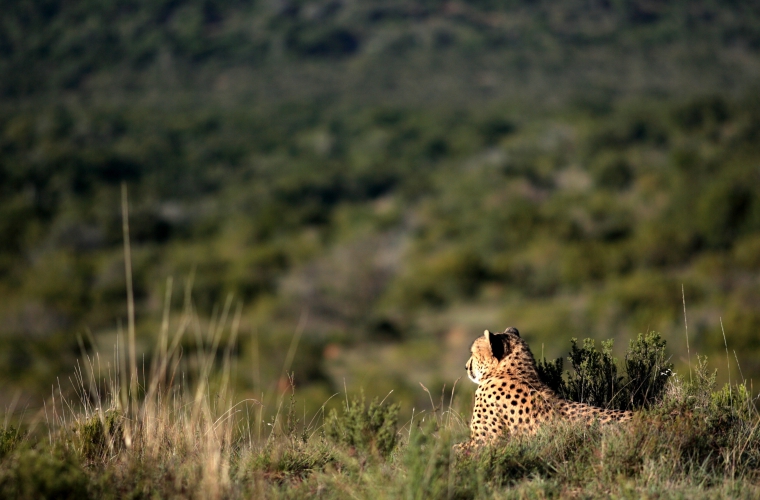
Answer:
[465,327,522,384]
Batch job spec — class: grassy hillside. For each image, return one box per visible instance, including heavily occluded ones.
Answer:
[1,324,758,499]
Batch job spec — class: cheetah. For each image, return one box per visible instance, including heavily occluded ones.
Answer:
[460,327,632,449]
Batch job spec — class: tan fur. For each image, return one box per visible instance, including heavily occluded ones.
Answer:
[460,327,632,449]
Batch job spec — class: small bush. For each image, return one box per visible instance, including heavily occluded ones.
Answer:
[564,338,624,408]
[535,356,564,395]
[625,331,672,408]
[247,441,338,484]
[537,331,672,410]
[325,394,400,457]
[0,427,24,459]
[593,154,634,190]
[0,447,90,500]
[74,410,123,462]
[711,382,753,421]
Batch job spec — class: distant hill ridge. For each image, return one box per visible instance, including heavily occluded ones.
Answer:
[2,0,760,102]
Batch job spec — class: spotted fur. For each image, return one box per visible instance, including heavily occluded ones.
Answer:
[461,327,632,448]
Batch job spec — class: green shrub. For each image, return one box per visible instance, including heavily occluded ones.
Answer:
[325,394,400,457]
[535,356,564,396]
[672,95,730,132]
[592,153,634,190]
[0,427,24,459]
[0,447,90,500]
[564,338,624,408]
[710,382,752,419]
[247,441,338,484]
[74,410,123,462]
[624,331,672,408]
[537,331,672,410]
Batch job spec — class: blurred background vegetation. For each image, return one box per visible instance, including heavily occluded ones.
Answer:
[2,0,760,420]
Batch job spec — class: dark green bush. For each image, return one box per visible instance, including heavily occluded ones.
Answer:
[325,394,400,457]
[0,447,90,500]
[535,356,564,395]
[564,338,624,408]
[624,331,672,408]
[0,427,24,459]
[673,95,730,132]
[592,154,634,190]
[696,179,760,249]
[537,331,672,410]
[390,248,489,308]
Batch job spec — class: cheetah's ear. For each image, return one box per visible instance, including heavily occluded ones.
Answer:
[503,327,520,337]
[485,329,510,361]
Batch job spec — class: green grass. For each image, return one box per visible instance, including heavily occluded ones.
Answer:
[1,320,758,499]
[1,376,758,499]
